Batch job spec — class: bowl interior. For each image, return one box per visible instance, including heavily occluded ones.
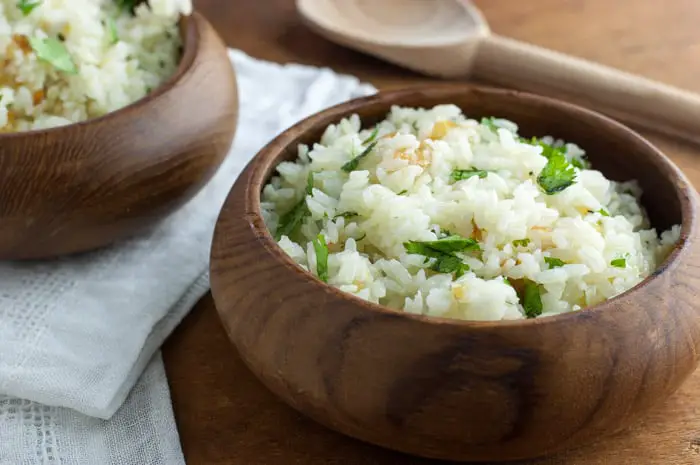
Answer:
[256,85,685,235]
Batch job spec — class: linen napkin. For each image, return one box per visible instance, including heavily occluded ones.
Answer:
[0,46,374,448]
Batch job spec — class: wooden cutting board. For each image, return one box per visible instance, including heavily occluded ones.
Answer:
[165,0,700,463]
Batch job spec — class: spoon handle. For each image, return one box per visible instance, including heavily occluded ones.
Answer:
[474,34,700,144]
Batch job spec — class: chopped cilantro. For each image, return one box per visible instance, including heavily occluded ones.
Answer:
[306,171,314,195]
[451,169,490,182]
[28,37,77,74]
[115,0,139,14]
[544,257,566,269]
[334,211,358,219]
[341,140,379,172]
[503,277,512,286]
[404,235,477,277]
[522,280,543,318]
[362,127,379,145]
[571,156,590,170]
[397,189,408,195]
[431,255,469,277]
[537,150,576,194]
[598,208,610,217]
[512,238,531,247]
[17,0,41,15]
[275,173,314,240]
[106,17,119,45]
[480,117,499,132]
[312,234,329,282]
[405,236,480,255]
[611,258,626,268]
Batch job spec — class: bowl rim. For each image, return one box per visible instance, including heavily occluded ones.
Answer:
[234,83,697,328]
[0,11,202,139]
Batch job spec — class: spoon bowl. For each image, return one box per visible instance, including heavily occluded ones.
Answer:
[0,11,237,259]
[211,83,700,462]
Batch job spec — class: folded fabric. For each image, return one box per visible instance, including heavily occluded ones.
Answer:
[0,49,376,421]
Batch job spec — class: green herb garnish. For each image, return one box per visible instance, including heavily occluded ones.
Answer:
[362,127,379,145]
[503,277,512,286]
[512,238,531,247]
[341,140,379,172]
[430,255,469,278]
[611,258,626,268]
[17,0,41,15]
[397,189,408,195]
[404,235,477,277]
[275,173,314,240]
[537,150,576,194]
[334,211,358,219]
[107,17,119,44]
[312,234,329,282]
[451,169,490,182]
[544,257,566,269]
[28,37,77,74]
[305,171,314,195]
[522,280,543,318]
[598,208,610,217]
[481,117,499,132]
[405,236,480,255]
[115,0,139,14]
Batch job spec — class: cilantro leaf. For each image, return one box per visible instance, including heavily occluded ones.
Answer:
[451,169,490,182]
[406,235,480,255]
[537,150,576,194]
[611,258,626,268]
[312,234,329,282]
[334,211,358,219]
[522,280,543,318]
[544,257,566,269]
[17,0,41,15]
[481,117,499,132]
[362,127,379,145]
[28,37,77,74]
[512,238,531,247]
[275,200,309,240]
[431,255,469,277]
[115,0,140,14]
[341,140,379,172]
[598,208,610,217]
[106,17,119,45]
[275,173,314,240]
[306,171,314,195]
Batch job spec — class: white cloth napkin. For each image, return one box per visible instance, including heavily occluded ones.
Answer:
[0,49,375,464]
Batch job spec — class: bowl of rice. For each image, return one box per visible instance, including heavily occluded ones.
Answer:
[0,0,237,258]
[210,84,700,461]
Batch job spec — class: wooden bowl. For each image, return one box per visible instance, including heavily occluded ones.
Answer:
[0,11,237,259]
[210,84,700,462]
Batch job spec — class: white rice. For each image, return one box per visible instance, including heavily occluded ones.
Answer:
[262,105,681,321]
[0,0,192,132]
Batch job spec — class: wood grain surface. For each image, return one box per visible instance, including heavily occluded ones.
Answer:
[209,84,700,462]
[0,12,237,259]
[163,0,700,463]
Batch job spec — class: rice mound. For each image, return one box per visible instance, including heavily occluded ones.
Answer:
[262,105,680,321]
[0,0,192,132]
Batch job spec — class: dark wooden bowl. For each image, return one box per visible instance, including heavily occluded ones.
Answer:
[210,84,700,462]
[0,11,237,259]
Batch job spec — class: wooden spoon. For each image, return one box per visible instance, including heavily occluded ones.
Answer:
[297,0,700,145]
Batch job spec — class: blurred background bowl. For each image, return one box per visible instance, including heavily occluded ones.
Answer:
[210,84,700,462]
[0,11,237,260]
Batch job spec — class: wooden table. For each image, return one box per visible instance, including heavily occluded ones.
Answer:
[162,1,700,463]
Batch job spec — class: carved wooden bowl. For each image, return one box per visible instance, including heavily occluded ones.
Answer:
[210,84,700,462]
[0,11,237,259]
